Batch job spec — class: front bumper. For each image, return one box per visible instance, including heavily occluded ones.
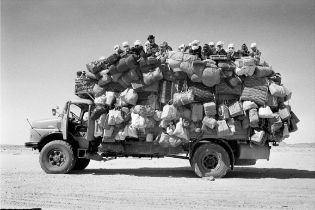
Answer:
[25,142,39,149]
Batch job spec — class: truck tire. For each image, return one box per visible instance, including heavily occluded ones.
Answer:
[39,140,76,174]
[191,143,230,178]
[73,158,90,171]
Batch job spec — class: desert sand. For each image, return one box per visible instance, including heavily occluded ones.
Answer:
[1,144,315,209]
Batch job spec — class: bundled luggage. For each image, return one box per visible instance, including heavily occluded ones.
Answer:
[74,44,298,147]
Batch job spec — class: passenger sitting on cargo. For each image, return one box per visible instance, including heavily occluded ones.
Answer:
[144,41,150,53]
[114,44,123,55]
[226,43,240,61]
[120,41,131,58]
[249,42,261,63]
[215,41,227,55]
[202,44,211,59]
[122,41,130,52]
[146,34,159,57]
[130,40,146,59]
[189,40,202,59]
[184,44,190,53]
[208,42,217,55]
[159,41,173,56]
[178,44,186,52]
[238,43,250,57]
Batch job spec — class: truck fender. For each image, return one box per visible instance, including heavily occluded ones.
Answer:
[37,132,78,152]
[189,138,235,170]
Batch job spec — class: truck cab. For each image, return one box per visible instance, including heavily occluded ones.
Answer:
[26,98,96,173]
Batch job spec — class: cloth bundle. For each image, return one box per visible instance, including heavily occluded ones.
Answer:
[188,82,215,102]
[204,102,217,116]
[131,113,155,129]
[242,101,258,111]
[201,67,221,87]
[167,51,198,69]
[217,120,232,136]
[215,81,243,96]
[250,130,265,144]
[191,103,204,122]
[143,67,163,85]
[254,66,274,77]
[228,101,243,117]
[249,108,259,128]
[119,88,138,106]
[159,80,176,104]
[173,89,194,107]
[108,109,124,125]
[86,58,107,74]
[161,104,178,121]
[268,114,283,134]
[98,71,112,87]
[94,94,107,105]
[133,105,155,117]
[240,77,268,106]
[218,104,230,120]
[235,57,255,68]
[202,116,217,129]
[235,57,256,76]
[258,106,274,118]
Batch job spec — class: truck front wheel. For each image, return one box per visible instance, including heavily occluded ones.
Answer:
[39,140,76,174]
[73,158,90,171]
[191,143,230,178]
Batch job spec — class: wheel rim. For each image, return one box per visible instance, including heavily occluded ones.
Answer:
[48,149,66,167]
[202,153,219,170]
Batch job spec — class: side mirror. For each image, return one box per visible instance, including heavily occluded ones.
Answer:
[52,106,60,116]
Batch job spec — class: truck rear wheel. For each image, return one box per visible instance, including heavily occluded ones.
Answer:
[191,143,230,178]
[73,158,90,171]
[39,140,76,174]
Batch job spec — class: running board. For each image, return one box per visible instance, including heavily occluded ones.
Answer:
[166,155,189,159]
[77,149,114,162]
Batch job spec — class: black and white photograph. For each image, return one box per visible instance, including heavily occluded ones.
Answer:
[1,0,315,209]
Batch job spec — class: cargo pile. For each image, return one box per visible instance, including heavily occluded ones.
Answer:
[75,47,299,147]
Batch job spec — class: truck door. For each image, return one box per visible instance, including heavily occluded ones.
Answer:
[61,102,70,140]
[86,104,95,141]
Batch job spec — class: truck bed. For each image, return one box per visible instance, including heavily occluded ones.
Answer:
[98,140,186,157]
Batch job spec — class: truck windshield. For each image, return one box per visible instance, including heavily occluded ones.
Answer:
[69,104,81,119]
[68,102,89,123]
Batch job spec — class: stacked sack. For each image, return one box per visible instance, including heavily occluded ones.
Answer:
[74,50,299,147]
[209,56,298,145]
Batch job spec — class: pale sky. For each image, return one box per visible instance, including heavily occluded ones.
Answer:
[1,0,315,145]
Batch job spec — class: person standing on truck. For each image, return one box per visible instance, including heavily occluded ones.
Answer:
[215,41,227,55]
[146,34,159,57]
[249,42,262,63]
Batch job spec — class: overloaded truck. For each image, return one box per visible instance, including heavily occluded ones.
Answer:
[25,52,299,178]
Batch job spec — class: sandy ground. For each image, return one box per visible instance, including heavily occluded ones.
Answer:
[0,145,315,210]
